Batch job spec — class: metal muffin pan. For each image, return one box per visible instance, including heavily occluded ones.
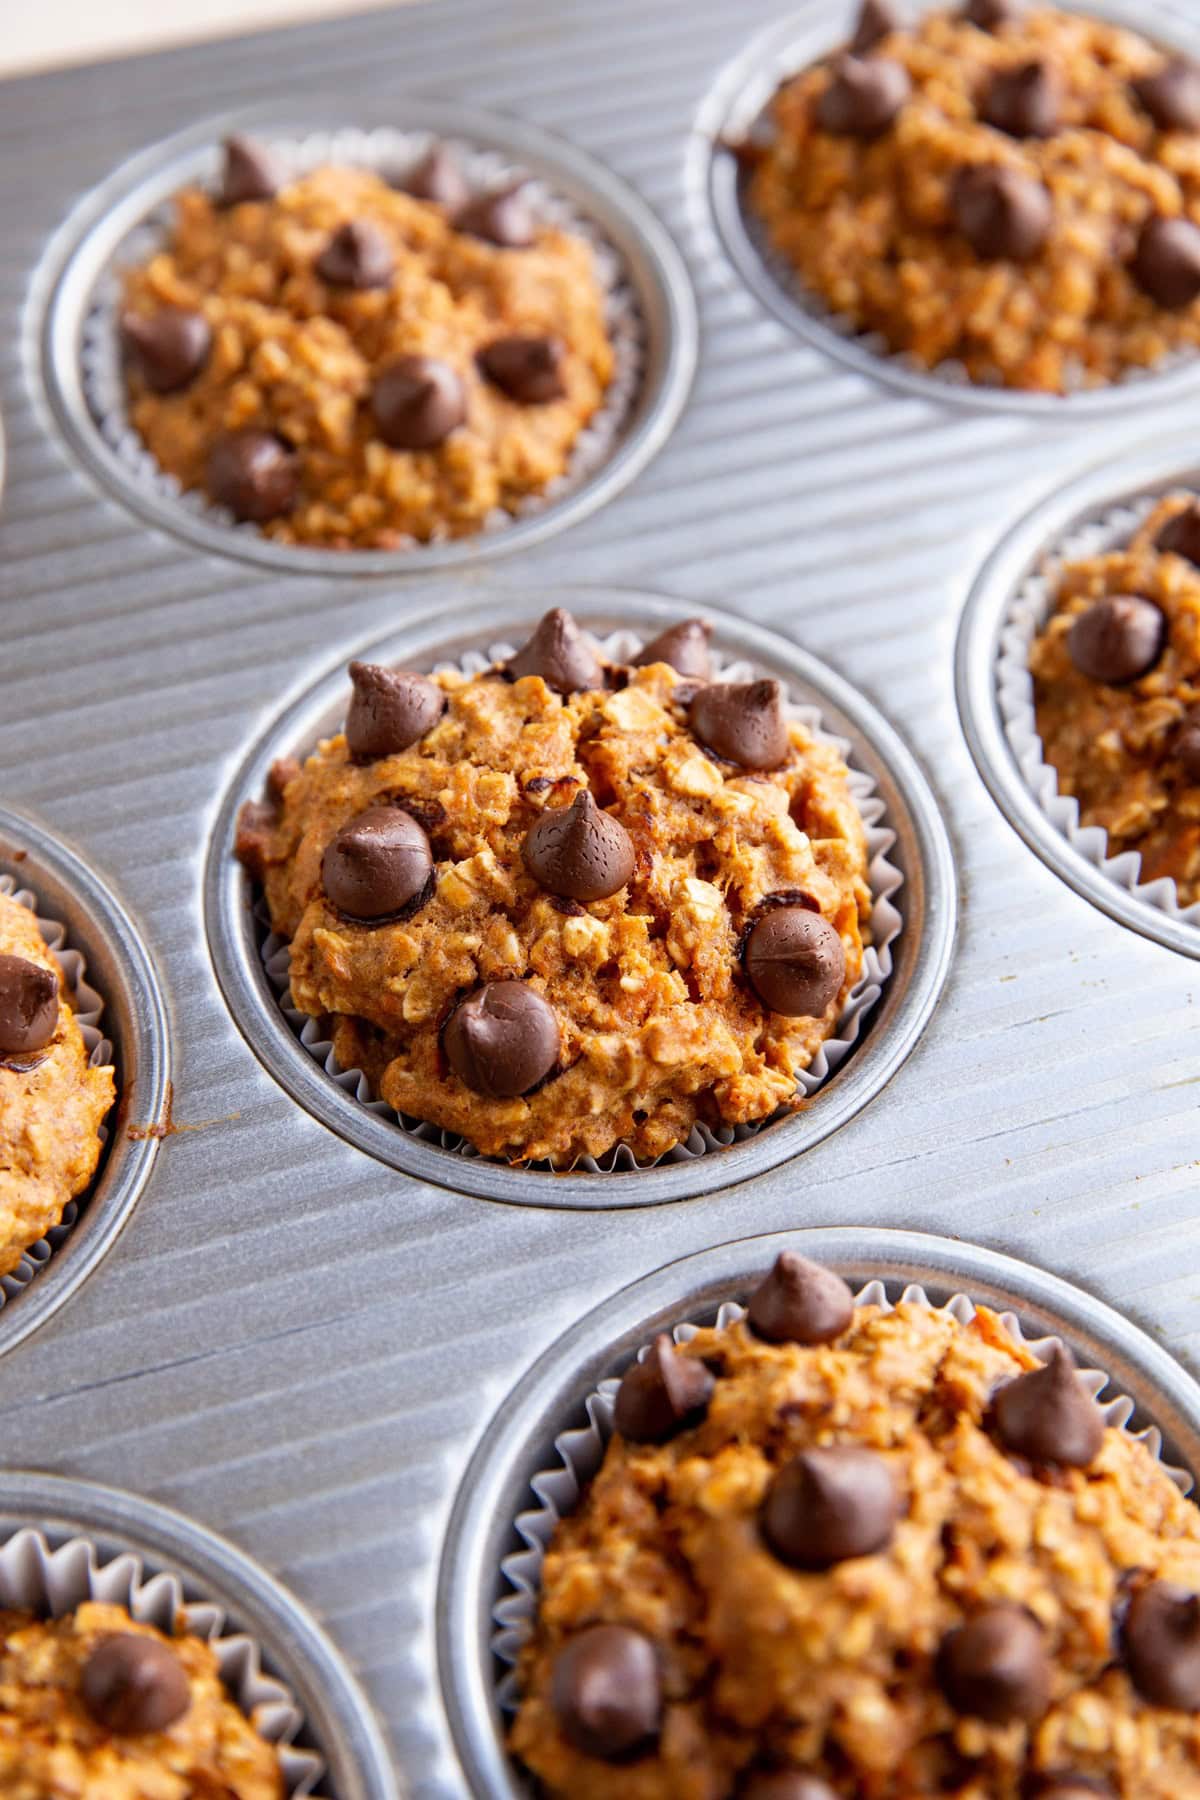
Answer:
[205,589,956,1207]
[35,97,697,578]
[696,0,1200,418]
[438,1225,1200,1799]
[0,805,169,1357]
[3,0,1200,1795]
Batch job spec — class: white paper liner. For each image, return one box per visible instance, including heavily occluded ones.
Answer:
[492,1277,1194,1713]
[0,872,115,1305]
[995,494,1200,929]
[81,128,644,549]
[257,626,904,1175]
[0,1524,324,1796]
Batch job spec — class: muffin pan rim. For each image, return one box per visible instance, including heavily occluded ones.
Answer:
[436,1223,1200,1800]
[33,94,698,577]
[203,585,958,1208]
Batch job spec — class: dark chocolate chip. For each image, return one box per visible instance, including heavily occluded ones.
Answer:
[0,954,58,1059]
[1133,215,1200,309]
[964,0,1025,26]
[442,981,559,1098]
[522,790,635,902]
[1123,1581,1200,1710]
[506,608,605,695]
[744,906,846,1018]
[937,1605,1050,1723]
[634,618,713,680]
[1133,59,1200,134]
[81,1633,191,1735]
[851,0,905,55]
[121,307,212,394]
[371,355,466,450]
[220,134,281,205]
[1157,502,1200,566]
[689,679,790,769]
[1066,595,1165,685]
[740,1776,840,1800]
[952,163,1053,261]
[234,800,275,882]
[206,430,298,523]
[345,661,445,761]
[747,1252,854,1346]
[817,54,911,138]
[321,805,433,922]
[456,183,536,247]
[1176,707,1200,780]
[477,335,566,404]
[315,219,394,289]
[614,1334,716,1444]
[993,1343,1105,1467]
[550,1624,661,1760]
[983,60,1063,138]
[401,144,470,209]
[762,1447,897,1570]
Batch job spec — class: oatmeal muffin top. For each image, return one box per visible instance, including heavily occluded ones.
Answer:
[512,1254,1200,1799]
[746,0,1200,393]
[0,891,115,1279]
[0,1600,284,1798]
[237,611,873,1166]
[118,136,614,549]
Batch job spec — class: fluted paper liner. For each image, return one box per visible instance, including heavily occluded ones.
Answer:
[0,1524,324,1795]
[259,626,905,1175]
[82,127,643,549]
[492,1277,1193,1713]
[995,495,1200,929]
[0,871,114,1306]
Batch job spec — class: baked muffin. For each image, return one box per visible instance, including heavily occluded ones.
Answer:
[118,136,615,548]
[1029,492,1200,907]
[512,1254,1200,1798]
[0,1601,284,1797]
[743,0,1200,393]
[237,611,873,1166]
[0,892,115,1277]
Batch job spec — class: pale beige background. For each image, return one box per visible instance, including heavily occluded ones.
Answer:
[2,0,406,78]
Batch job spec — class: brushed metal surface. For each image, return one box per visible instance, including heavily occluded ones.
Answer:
[0,0,1198,1796]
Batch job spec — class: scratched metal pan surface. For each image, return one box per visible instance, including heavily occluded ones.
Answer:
[0,1,1197,1797]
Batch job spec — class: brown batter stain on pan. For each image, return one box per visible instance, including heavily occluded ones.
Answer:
[126,1081,241,1140]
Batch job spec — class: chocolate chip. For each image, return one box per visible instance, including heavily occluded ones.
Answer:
[747,1253,854,1345]
[1133,215,1200,309]
[121,308,212,394]
[937,1605,1050,1722]
[993,1343,1105,1467]
[1176,707,1200,780]
[951,164,1053,261]
[345,661,445,761]
[442,981,559,1098]
[235,800,275,880]
[964,0,1025,26]
[634,618,713,680]
[817,54,911,137]
[1133,59,1200,133]
[506,609,605,695]
[762,1447,897,1570]
[550,1624,661,1760]
[744,906,846,1018]
[614,1334,715,1443]
[401,144,469,209]
[220,134,281,205]
[1157,502,1200,566]
[851,0,905,54]
[456,183,536,247]
[0,955,58,1058]
[371,355,466,451]
[81,1633,191,1735]
[1066,595,1165,685]
[983,60,1062,138]
[740,1777,839,1800]
[315,219,394,289]
[206,430,298,522]
[321,805,433,922]
[477,335,566,404]
[689,679,790,769]
[1123,1581,1200,1709]
[522,790,635,903]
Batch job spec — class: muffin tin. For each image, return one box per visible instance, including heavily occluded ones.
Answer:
[3,0,1200,1795]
